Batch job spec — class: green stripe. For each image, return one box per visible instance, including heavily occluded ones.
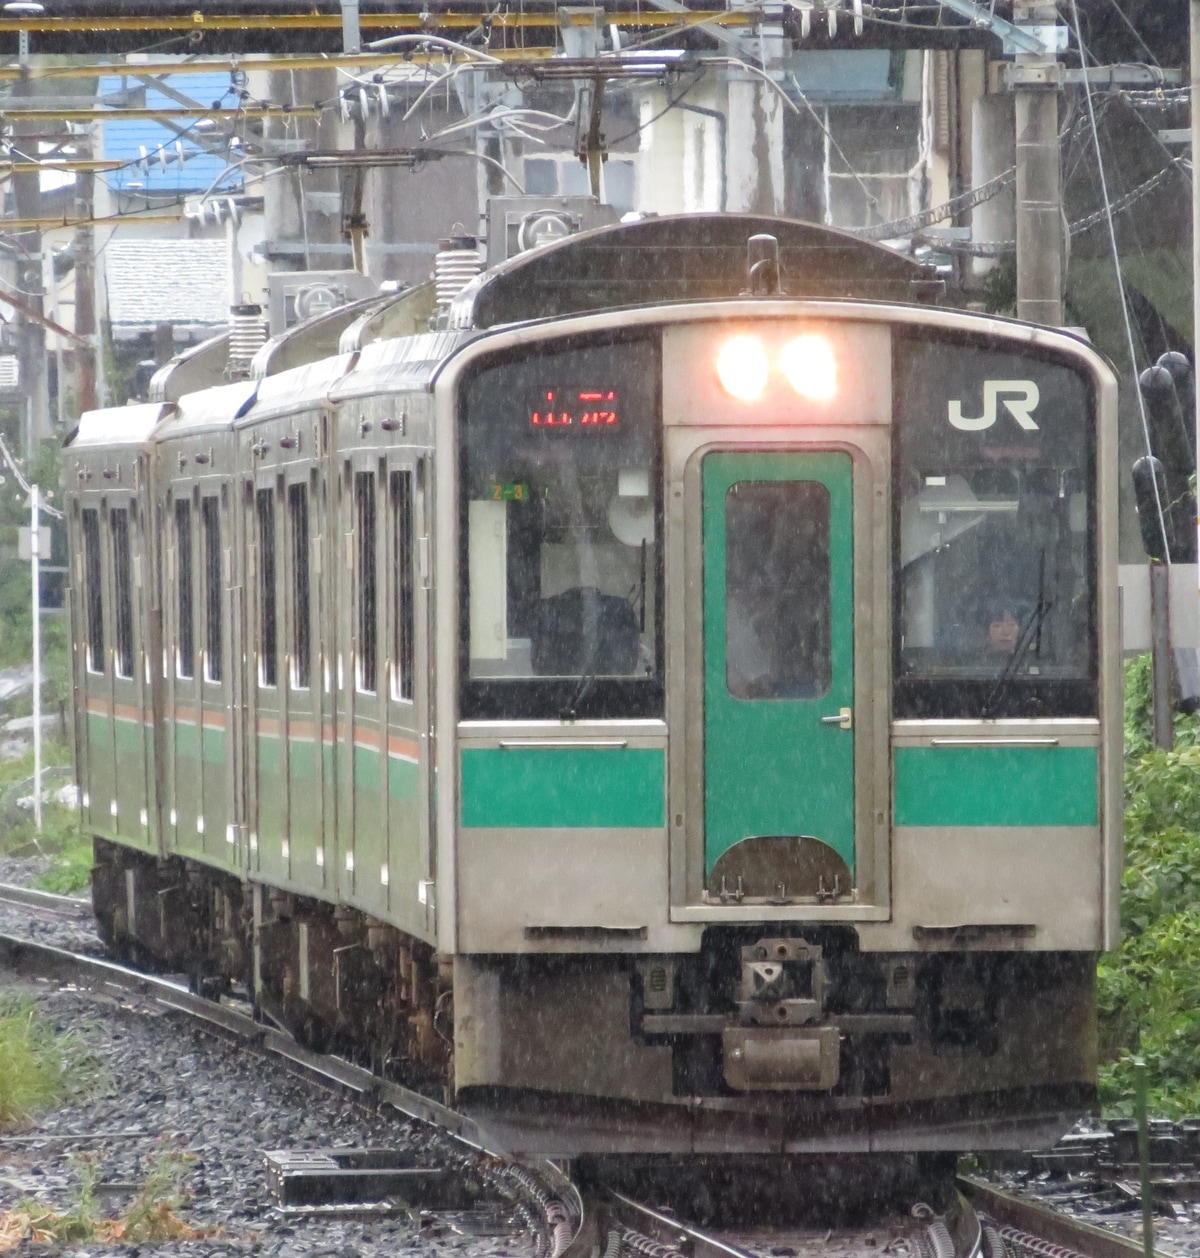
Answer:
[388,755,418,801]
[202,725,225,765]
[461,747,665,829]
[893,745,1098,827]
[257,735,280,776]
[354,744,381,792]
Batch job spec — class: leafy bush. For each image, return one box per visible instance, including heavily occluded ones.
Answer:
[1098,656,1200,1114]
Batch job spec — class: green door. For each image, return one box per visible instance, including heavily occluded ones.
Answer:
[702,452,855,891]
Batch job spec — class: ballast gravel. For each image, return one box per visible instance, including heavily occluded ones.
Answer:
[0,981,533,1258]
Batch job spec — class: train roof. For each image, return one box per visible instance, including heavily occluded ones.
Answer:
[449,213,941,330]
[73,401,169,447]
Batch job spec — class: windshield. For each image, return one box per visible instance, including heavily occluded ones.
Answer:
[459,335,663,720]
[893,334,1096,719]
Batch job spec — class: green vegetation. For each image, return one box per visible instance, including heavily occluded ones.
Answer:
[0,1140,210,1247]
[1098,656,1200,1115]
[0,994,103,1131]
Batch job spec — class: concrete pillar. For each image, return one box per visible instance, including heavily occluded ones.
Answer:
[1013,1,1063,325]
[970,92,1016,278]
[262,69,345,272]
[725,73,785,216]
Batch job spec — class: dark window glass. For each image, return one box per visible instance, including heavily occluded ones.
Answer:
[355,472,377,694]
[201,497,222,683]
[82,508,104,674]
[391,470,415,702]
[459,336,662,720]
[111,508,134,679]
[257,488,277,687]
[289,483,310,689]
[175,500,194,679]
[894,334,1096,718]
[725,481,831,700]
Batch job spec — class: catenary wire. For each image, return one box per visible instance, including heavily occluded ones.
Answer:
[1067,0,1172,561]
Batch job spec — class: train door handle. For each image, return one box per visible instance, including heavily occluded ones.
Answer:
[820,707,853,730]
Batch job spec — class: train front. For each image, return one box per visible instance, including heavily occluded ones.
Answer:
[434,240,1120,1155]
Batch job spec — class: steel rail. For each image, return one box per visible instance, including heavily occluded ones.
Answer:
[0,922,786,1258]
[958,1176,1165,1258]
[0,880,92,918]
[0,106,320,120]
[0,927,587,1257]
[606,1190,761,1258]
[0,10,747,33]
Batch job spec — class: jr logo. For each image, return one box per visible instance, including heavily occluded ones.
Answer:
[947,380,1040,432]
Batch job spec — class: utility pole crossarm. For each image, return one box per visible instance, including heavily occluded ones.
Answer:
[935,0,1063,55]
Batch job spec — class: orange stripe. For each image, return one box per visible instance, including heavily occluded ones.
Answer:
[387,733,420,761]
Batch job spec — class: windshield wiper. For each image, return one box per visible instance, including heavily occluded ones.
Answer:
[981,550,1052,718]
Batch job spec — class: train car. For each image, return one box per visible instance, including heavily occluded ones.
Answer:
[66,212,1120,1156]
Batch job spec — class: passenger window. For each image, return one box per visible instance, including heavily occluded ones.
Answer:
[289,483,310,690]
[724,481,831,700]
[201,496,222,683]
[175,500,194,679]
[391,470,414,702]
[257,488,277,687]
[355,471,377,694]
[81,508,105,674]
[111,508,134,679]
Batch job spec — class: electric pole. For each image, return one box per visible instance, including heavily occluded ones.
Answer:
[1011,0,1063,326]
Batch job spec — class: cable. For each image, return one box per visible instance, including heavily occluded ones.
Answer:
[1067,0,1171,562]
[363,32,502,64]
[786,70,880,214]
[0,428,63,519]
[854,164,1015,240]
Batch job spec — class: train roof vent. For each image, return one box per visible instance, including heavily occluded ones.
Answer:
[450,214,941,330]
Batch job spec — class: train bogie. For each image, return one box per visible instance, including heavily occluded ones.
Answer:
[69,212,1120,1154]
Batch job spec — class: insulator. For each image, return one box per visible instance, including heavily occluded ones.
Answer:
[434,234,482,309]
[227,302,267,381]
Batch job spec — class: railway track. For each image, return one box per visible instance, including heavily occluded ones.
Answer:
[0,885,1167,1258]
[0,880,91,919]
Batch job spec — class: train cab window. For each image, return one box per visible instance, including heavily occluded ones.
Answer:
[81,508,104,674]
[201,496,222,684]
[257,488,278,687]
[175,500,194,679]
[893,335,1096,719]
[391,470,414,702]
[459,336,662,720]
[110,508,134,679]
[289,483,311,690]
[725,481,831,700]
[355,471,378,694]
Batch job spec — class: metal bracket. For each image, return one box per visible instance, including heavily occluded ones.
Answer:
[934,0,1064,56]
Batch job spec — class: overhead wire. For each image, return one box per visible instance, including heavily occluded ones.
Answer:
[0,427,64,519]
[1067,0,1172,562]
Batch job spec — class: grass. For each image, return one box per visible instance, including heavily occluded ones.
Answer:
[0,735,92,894]
[0,994,105,1132]
[0,1141,214,1249]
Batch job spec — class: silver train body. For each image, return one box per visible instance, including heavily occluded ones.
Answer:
[65,214,1120,1155]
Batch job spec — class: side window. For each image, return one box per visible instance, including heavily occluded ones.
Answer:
[111,507,134,679]
[289,482,311,689]
[201,496,222,683]
[81,508,105,674]
[355,471,377,694]
[391,470,414,702]
[175,500,194,679]
[257,487,277,687]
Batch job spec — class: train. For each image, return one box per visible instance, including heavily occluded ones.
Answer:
[65,208,1121,1156]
